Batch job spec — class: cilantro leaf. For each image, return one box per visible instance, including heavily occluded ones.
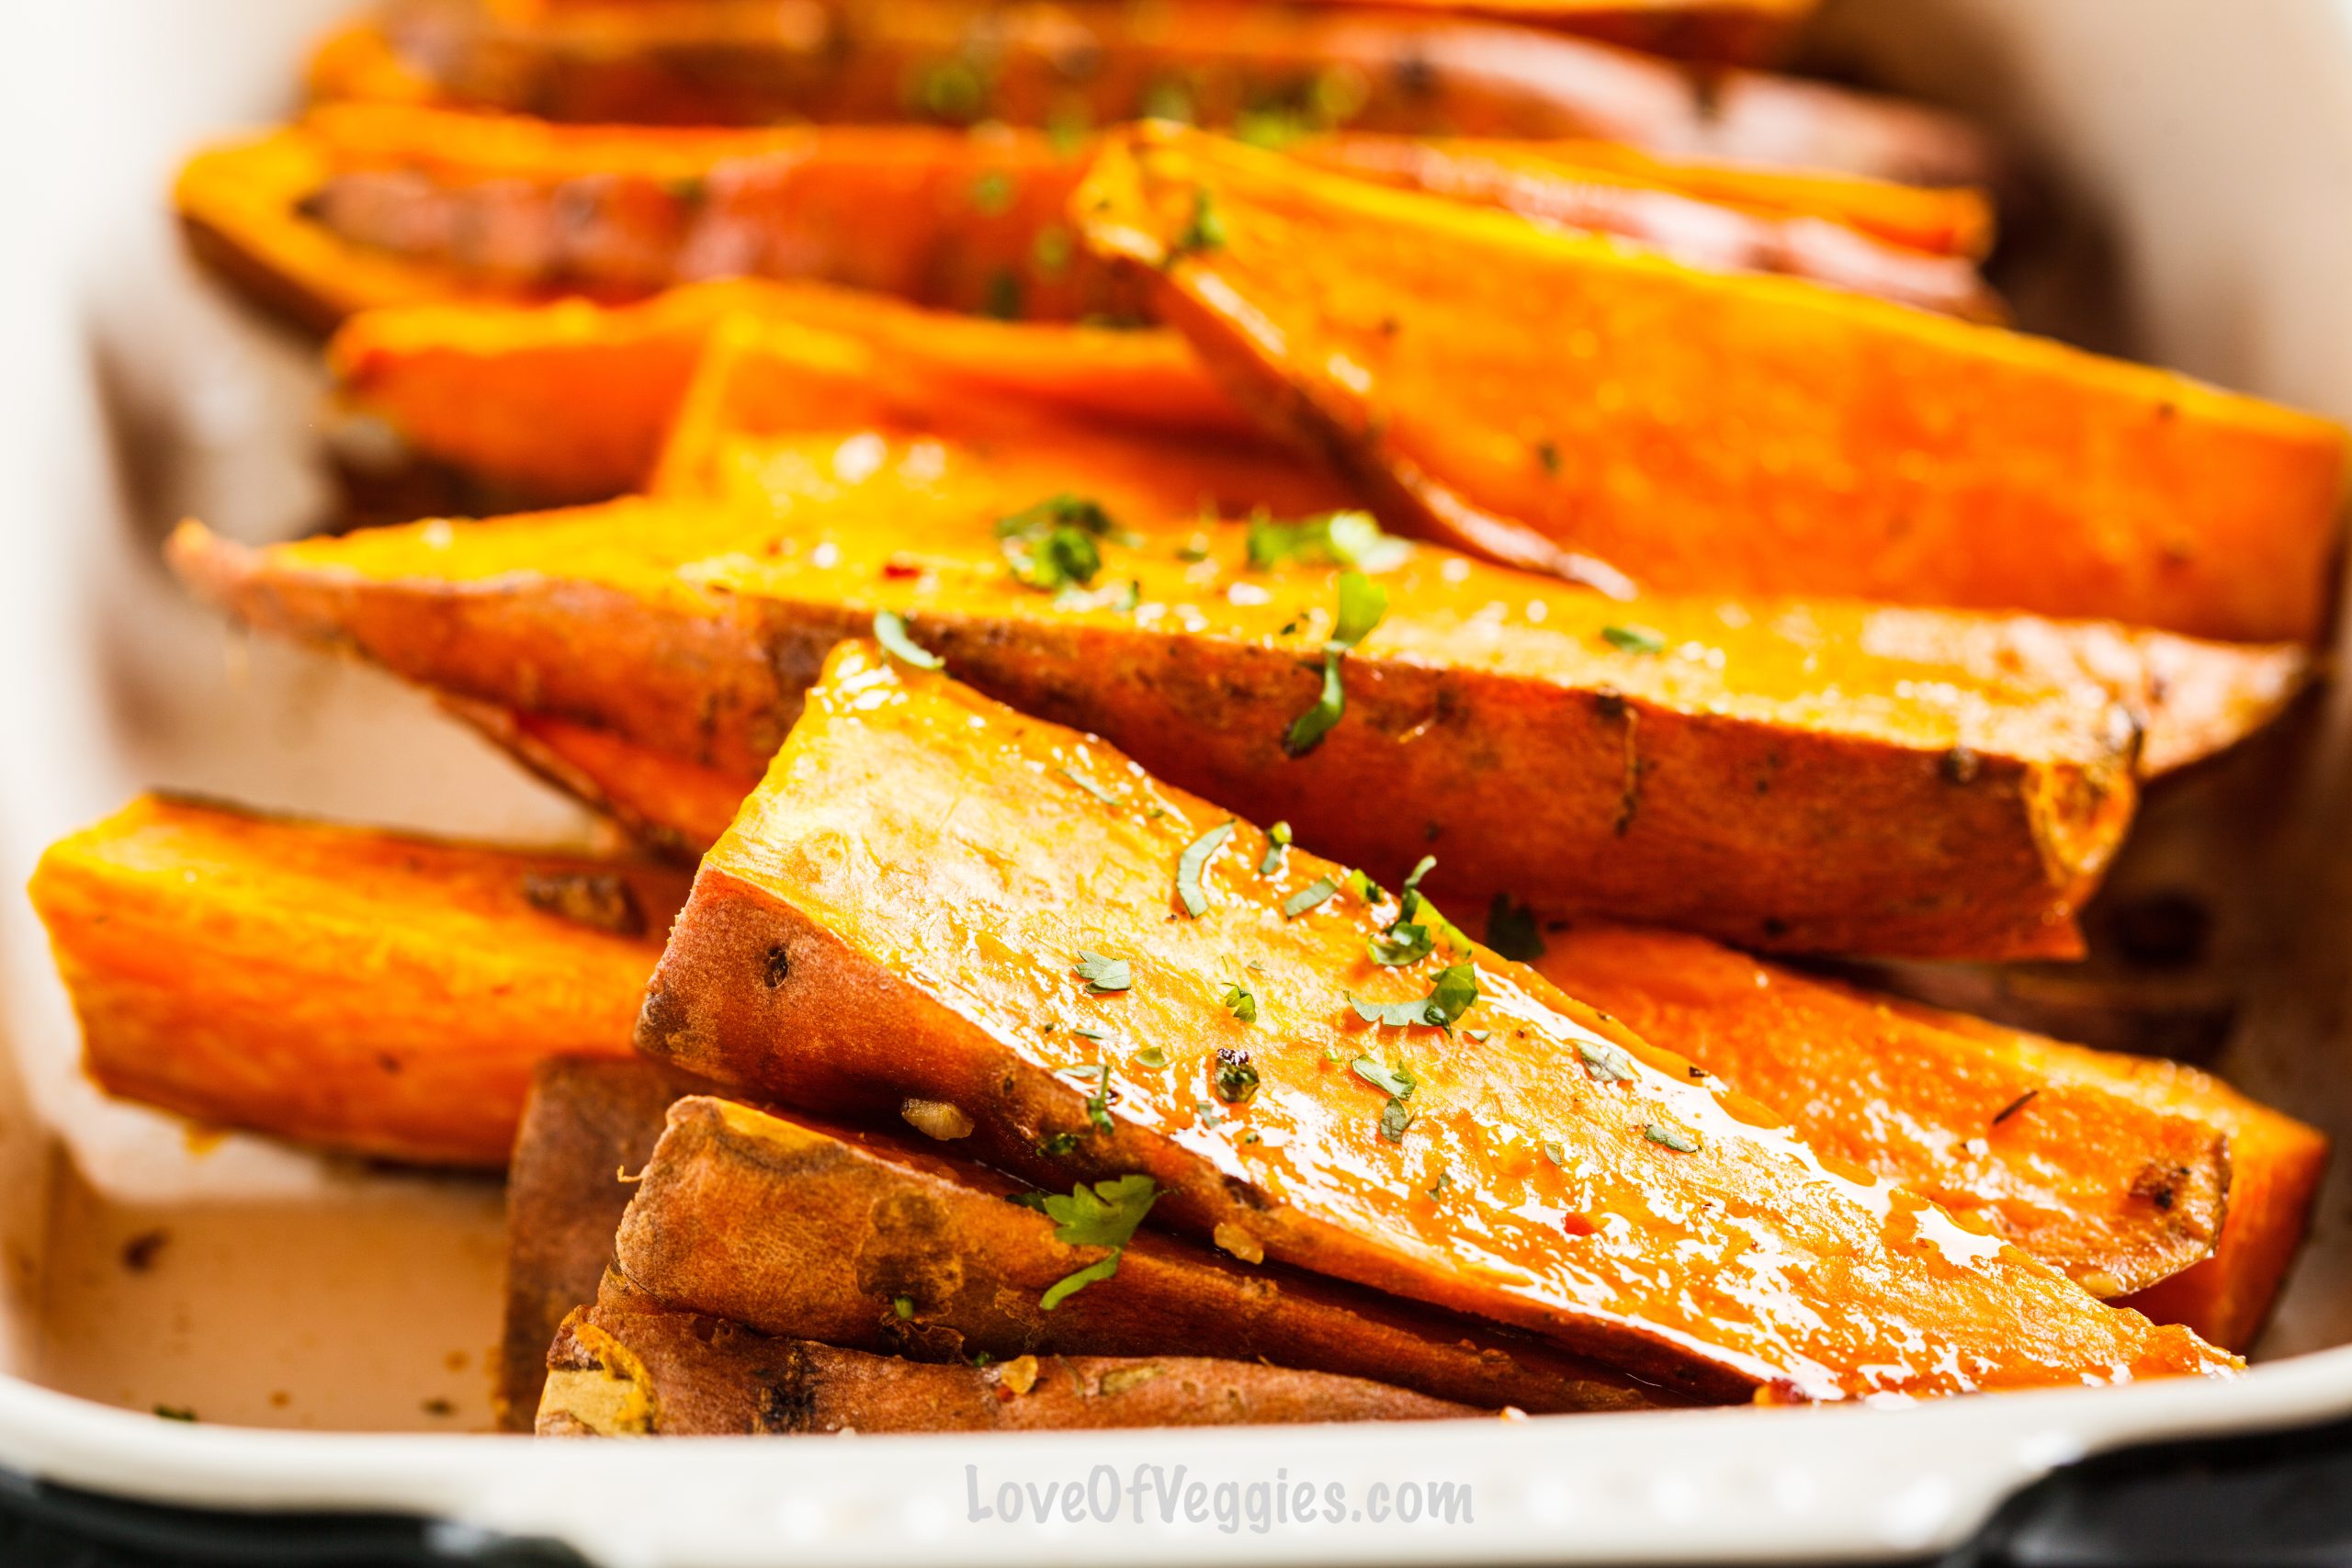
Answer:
[1283,651,1347,758]
[1331,570,1388,649]
[996,495,1133,592]
[873,611,943,671]
[1058,765,1123,807]
[1259,820,1293,876]
[1283,571,1388,758]
[1072,950,1132,993]
[1577,1039,1637,1083]
[1378,1098,1415,1143]
[1366,922,1434,967]
[1351,1057,1418,1100]
[1246,510,1409,574]
[1224,984,1258,1024]
[1176,822,1235,918]
[1351,962,1479,1032]
[1485,894,1547,963]
[1033,1174,1159,1310]
[1172,186,1227,256]
[1644,1122,1702,1154]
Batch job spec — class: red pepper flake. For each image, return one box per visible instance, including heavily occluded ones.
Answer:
[1560,1213,1597,1237]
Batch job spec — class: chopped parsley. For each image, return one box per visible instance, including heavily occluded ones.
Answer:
[1172,186,1226,256]
[1378,1098,1416,1144]
[1283,570,1387,758]
[1224,984,1259,1024]
[1351,1056,1418,1100]
[1214,1048,1261,1104]
[873,610,943,671]
[1028,1175,1160,1310]
[892,1294,916,1320]
[1484,894,1547,963]
[1136,1045,1168,1069]
[996,495,1134,592]
[1066,1063,1116,1133]
[1577,1039,1637,1084]
[1059,765,1123,806]
[1072,950,1132,993]
[1176,822,1236,917]
[1369,854,1464,966]
[1260,820,1293,875]
[1247,510,1410,574]
[1542,1140,1566,1166]
[1602,625,1668,657]
[1283,874,1340,919]
[1351,962,1478,1032]
[1644,1122,1702,1155]
[1035,1131,1080,1157]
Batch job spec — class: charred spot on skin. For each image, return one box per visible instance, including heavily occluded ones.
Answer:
[1391,52,1439,97]
[755,1360,820,1434]
[523,872,645,938]
[763,945,792,987]
[2131,1161,2193,1213]
[120,1230,169,1273]
[1592,686,1629,722]
[1939,745,1983,786]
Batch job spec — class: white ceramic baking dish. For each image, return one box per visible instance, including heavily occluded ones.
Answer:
[6,1,2352,1562]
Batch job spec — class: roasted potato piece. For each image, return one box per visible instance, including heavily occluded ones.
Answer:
[543,1274,1476,1435]
[169,467,2306,959]
[1077,125,2349,643]
[26,795,678,1167]
[327,0,1985,184]
[616,1092,1664,1411]
[631,638,2236,1400]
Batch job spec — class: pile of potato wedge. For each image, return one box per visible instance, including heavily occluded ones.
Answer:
[29,0,2347,1430]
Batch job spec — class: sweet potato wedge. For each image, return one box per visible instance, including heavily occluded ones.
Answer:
[333,0,1987,185]
[331,282,1245,502]
[635,639,2235,1399]
[1296,135,2001,320]
[1283,0,1820,65]
[542,1274,1474,1435]
[179,107,1132,333]
[1078,126,2350,643]
[168,479,2309,958]
[1530,924,2234,1298]
[1908,1010,2329,1354]
[615,1093,1663,1412]
[26,795,679,1167]
[499,1056,708,1430]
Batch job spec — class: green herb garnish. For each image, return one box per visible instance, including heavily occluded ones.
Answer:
[996,494,1133,592]
[1172,186,1226,255]
[873,610,943,670]
[892,1294,916,1320]
[1485,894,1547,963]
[1176,822,1236,918]
[1214,1048,1261,1104]
[1283,571,1387,758]
[1644,1122,1702,1155]
[1032,1175,1159,1310]
[1378,1098,1415,1144]
[1247,510,1409,574]
[1351,962,1478,1032]
[1283,874,1340,919]
[1351,1057,1418,1100]
[1577,1039,1636,1084]
[1602,625,1668,657]
[1072,950,1132,993]
[1059,765,1122,807]
[1259,821,1293,875]
[1136,1045,1168,1069]
[1035,1131,1080,1157]
[1224,984,1258,1024]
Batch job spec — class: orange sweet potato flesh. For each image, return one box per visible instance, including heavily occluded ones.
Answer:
[633,640,2235,1400]
[1297,135,2001,320]
[1909,1010,2329,1354]
[1079,126,2350,644]
[334,0,1986,185]
[331,282,1246,502]
[499,1055,705,1429]
[26,795,681,1167]
[1530,924,2233,1299]
[1285,0,1820,65]
[616,1093,1664,1412]
[179,109,1130,334]
[542,1274,1475,1435]
[168,459,2309,958]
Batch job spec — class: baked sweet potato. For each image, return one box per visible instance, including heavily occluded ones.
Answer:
[26,795,679,1167]
[1531,924,2237,1299]
[542,1274,1474,1435]
[616,1093,1663,1411]
[331,0,1986,185]
[168,478,2309,958]
[631,639,2236,1400]
[178,107,1132,334]
[1078,125,2350,643]
[1283,0,1820,65]
[1296,135,2001,320]
[1909,1010,2328,1354]
[499,1055,706,1429]
[332,282,1245,503]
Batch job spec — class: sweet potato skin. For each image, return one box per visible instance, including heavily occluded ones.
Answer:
[339,0,1987,185]
[616,1095,1665,1413]
[634,640,2236,1401]
[1079,126,2349,644]
[542,1276,1475,1436]
[169,492,2311,959]
[26,795,683,1167]
[499,1056,705,1429]
[1532,924,2229,1298]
